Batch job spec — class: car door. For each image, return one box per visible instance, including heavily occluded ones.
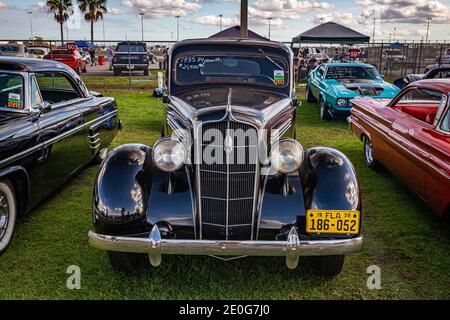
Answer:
[34,71,89,195]
[310,66,325,98]
[384,88,443,200]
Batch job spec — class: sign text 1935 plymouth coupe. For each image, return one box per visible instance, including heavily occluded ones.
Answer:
[0,57,120,255]
[88,38,363,276]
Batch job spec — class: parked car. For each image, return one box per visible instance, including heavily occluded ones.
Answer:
[0,57,121,255]
[435,48,450,64]
[306,63,400,120]
[79,51,92,66]
[43,47,86,74]
[0,44,35,58]
[350,79,450,217]
[394,67,450,89]
[27,47,50,59]
[88,38,363,276]
[382,48,407,70]
[424,63,450,74]
[112,42,151,76]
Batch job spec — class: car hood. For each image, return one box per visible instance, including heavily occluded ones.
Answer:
[170,86,292,127]
[326,79,399,98]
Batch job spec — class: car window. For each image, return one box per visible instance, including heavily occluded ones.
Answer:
[175,54,289,88]
[325,66,381,80]
[318,67,325,77]
[35,72,81,103]
[399,88,442,102]
[0,73,24,109]
[116,44,146,53]
[30,76,43,107]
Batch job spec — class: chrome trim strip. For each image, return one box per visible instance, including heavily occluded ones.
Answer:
[88,227,363,269]
[0,110,117,168]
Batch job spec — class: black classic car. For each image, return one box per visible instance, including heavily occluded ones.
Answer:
[89,38,363,276]
[112,42,155,76]
[0,57,120,255]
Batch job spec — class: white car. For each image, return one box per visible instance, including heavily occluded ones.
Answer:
[27,47,50,59]
[0,44,35,58]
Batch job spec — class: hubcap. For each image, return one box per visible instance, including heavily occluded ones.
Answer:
[0,192,9,240]
[365,139,374,163]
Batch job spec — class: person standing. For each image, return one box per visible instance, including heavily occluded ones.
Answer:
[106,46,114,71]
[89,47,97,66]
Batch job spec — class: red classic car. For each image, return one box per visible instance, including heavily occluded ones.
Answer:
[43,46,86,74]
[350,79,450,217]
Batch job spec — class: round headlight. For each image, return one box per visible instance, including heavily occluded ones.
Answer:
[337,99,347,107]
[270,138,304,174]
[152,138,187,172]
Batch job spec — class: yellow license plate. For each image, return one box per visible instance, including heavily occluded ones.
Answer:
[306,210,360,235]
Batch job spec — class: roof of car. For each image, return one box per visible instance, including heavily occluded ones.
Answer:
[410,79,450,92]
[323,62,372,67]
[170,38,292,55]
[0,56,74,73]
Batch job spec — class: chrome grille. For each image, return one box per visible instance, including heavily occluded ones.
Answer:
[197,121,258,240]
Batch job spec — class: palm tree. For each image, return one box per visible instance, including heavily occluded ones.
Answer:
[78,0,107,45]
[47,0,73,46]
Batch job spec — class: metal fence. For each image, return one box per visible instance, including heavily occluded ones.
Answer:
[293,41,450,83]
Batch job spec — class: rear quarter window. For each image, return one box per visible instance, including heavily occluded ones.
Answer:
[0,73,24,109]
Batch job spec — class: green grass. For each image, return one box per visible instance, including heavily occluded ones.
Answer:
[0,81,449,300]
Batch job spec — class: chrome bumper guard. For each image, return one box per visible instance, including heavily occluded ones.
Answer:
[88,226,363,269]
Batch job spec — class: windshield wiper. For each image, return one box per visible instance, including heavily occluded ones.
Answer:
[257,48,284,70]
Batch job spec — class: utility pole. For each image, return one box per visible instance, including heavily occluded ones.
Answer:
[219,14,223,31]
[139,12,144,42]
[393,27,396,42]
[425,17,432,43]
[102,18,105,45]
[175,16,180,41]
[240,0,248,38]
[27,11,33,40]
[372,18,376,43]
[268,17,272,40]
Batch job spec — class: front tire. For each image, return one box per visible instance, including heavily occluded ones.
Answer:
[320,99,332,120]
[108,251,148,273]
[308,255,345,277]
[0,180,16,256]
[364,136,378,169]
[114,69,120,76]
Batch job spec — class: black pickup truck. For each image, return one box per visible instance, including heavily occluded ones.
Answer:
[112,42,152,76]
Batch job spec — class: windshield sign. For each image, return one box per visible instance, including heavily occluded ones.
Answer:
[326,66,381,81]
[175,55,288,88]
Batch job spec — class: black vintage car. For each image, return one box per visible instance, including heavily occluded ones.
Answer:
[0,57,120,255]
[112,42,154,76]
[89,38,363,276]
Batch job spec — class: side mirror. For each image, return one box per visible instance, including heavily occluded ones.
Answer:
[38,101,52,115]
[162,94,169,104]
[292,98,299,107]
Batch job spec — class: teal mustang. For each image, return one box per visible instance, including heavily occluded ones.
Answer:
[306,63,400,120]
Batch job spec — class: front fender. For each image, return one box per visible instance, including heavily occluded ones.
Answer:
[93,144,153,235]
[299,147,361,213]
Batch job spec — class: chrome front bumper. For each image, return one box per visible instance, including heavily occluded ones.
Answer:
[88,226,363,269]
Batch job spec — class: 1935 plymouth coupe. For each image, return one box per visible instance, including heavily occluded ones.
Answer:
[89,38,363,276]
[0,57,120,255]
[351,79,450,217]
[306,62,399,120]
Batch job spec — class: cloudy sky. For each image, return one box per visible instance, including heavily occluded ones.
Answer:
[0,0,449,42]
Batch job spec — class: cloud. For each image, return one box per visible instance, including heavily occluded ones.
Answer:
[356,0,450,24]
[121,0,201,18]
[0,2,9,9]
[193,15,239,26]
[108,7,125,15]
[29,2,48,14]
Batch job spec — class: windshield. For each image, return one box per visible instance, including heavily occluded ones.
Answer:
[0,46,19,52]
[29,49,45,55]
[385,50,402,55]
[175,54,289,88]
[325,66,381,80]
[51,50,72,55]
[0,73,24,110]
[116,44,146,53]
